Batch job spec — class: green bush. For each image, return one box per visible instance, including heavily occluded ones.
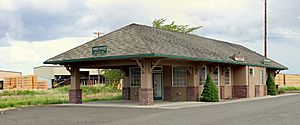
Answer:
[200,74,219,102]
[267,73,277,95]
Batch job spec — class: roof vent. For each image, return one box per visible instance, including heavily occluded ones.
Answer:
[231,53,244,62]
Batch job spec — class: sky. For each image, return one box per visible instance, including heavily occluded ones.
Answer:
[0,0,299,75]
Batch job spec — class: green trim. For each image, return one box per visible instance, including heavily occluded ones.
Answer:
[44,53,288,70]
[44,54,157,64]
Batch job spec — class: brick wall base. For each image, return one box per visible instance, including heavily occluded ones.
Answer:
[220,86,225,99]
[187,86,199,101]
[264,85,267,96]
[69,89,82,104]
[255,85,260,97]
[139,88,154,105]
[164,87,171,101]
[233,85,248,98]
[122,87,130,100]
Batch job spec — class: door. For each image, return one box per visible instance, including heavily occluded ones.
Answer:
[153,73,163,100]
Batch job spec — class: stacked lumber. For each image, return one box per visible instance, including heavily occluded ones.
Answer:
[17,76,24,89]
[3,77,11,90]
[3,75,48,90]
[23,75,37,90]
[276,74,300,87]
[37,80,48,89]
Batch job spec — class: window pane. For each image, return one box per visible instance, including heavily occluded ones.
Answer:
[130,67,141,86]
[199,66,206,85]
[225,68,231,85]
[173,67,187,87]
[212,67,219,85]
[260,70,264,84]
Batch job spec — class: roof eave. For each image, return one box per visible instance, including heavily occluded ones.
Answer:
[44,53,287,70]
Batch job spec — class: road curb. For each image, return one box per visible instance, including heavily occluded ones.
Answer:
[56,93,300,110]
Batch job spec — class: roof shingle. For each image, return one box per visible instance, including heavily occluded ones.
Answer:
[44,23,287,70]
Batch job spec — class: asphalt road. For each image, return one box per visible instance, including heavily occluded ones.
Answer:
[1,94,300,125]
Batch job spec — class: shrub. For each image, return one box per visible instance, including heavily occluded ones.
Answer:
[267,73,277,95]
[200,74,219,102]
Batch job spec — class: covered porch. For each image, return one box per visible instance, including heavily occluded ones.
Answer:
[65,58,203,105]
[64,57,251,105]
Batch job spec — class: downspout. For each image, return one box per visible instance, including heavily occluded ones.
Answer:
[247,66,250,98]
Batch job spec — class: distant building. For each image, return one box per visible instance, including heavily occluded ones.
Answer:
[34,66,106,88]
[0,70,22,90]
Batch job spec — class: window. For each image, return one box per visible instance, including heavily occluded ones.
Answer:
[249,68,254,77]
[212,67,220,85]
[172,67,187,87]
[225,68,231,85]
[260,70,264,85]
[199,66,207,85]
[130,67,141,86]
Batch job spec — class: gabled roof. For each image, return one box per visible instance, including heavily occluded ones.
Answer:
[44,23,287,70]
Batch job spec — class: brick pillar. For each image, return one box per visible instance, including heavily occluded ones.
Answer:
[164,87,171,101]
[122,68,130,100]
[233,85,249,98]
[139,88,153,105]
[187,65,199,101]
[139,59,154,105]
[187,87,199,101]
[122,87,130,100]
[264,85,267,96]
[69,89,82,104]
[220,86,225,99]
[69,65,82,104]
[255,85,260,97]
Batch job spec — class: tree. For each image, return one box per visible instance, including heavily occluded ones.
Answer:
[267,73,277,95]
[200,74,219,102]
[152,18,202,34]
[101,69,124,88]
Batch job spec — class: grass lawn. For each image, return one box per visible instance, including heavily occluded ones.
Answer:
[0,85,122,109]
[277,86,300,94]
[279,86,300,91]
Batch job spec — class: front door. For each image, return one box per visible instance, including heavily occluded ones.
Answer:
[153,73,163,100]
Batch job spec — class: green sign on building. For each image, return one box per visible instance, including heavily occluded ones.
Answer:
[92,45,108,56]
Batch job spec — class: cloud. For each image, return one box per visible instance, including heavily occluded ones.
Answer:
[0,37,93,74]
[0,0,299,74]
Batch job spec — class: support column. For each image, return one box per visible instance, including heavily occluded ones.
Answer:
[138,59,154,105]
[187,65,199,101]
[264,85,267,96]
[121,68,130,100]
[255,85,260,97]
[220,86,225,99]
[69,65,82,104]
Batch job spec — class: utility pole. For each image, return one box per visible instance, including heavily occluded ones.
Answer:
[93,32,103,38]
[264,0,267,57]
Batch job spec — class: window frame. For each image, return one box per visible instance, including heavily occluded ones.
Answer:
[172,66,188,87]
[199,66,207,85]
[212,66,220,86]
[224,67,232,85]
[260,69,264,85]
[129,67,141,87]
